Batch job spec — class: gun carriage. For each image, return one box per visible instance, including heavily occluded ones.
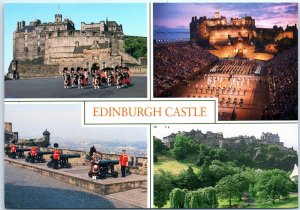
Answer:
[8,148,30,158]
[88,159,119,179]
[47,154,81,169]
[25,151,53,163]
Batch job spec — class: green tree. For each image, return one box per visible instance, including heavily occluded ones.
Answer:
[154,170,174,208]
[153,153,158,162]
[169,188,188,208]
[254,169,293,203]
[184,187,218,208]
[215,175,236,207]
[171,134,198,159]
[153,137,168,154]
[124,36,147,59]
[202,187,218,208]
[172,146,186,160]
[177,166,199,190]
[215,173,249,207]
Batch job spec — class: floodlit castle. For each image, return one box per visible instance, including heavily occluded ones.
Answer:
[190,12,297,60]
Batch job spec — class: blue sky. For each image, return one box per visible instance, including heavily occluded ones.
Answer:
[4,3,147,73]
[154,3,298,30]
[5,103,147,143]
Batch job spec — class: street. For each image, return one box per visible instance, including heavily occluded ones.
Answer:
[5,76,147,98]
[5,163,137,208]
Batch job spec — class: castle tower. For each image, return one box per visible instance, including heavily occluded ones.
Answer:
[43,129,50,145]
[214,12,220,19]
[55,14,62,23]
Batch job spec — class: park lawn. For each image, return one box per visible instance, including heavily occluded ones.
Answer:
[252,194,298,208]
[157,195,298,208]
[218,194,298,208]
[154,155,200,175]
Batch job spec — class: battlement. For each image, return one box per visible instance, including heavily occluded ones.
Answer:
[163,130,287,150]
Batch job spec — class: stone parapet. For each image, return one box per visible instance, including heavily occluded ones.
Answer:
[5,157,147,203]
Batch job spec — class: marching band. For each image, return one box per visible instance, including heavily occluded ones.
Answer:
[62,65,131,90]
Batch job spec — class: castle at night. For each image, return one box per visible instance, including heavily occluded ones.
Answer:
[190,12,297,59]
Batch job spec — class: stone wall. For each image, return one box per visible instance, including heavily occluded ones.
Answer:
[209,28,255,45]
[44,35,110,64]
[16,62,60,79]
[118,50,140,65]
[130,65,147,75]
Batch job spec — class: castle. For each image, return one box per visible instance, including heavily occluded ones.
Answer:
[190,12,297,60]
[7,14,144,79]
[4,122,50,147]
[162,129,286,150]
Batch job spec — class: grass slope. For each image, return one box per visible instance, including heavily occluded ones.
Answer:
[154,154,200,175]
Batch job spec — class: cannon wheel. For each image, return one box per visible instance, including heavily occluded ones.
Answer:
[112,171,118,178]
[99,174,106,179]
[47,162,53,168]
[65,163,72,168]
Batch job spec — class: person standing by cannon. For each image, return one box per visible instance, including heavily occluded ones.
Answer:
[89,145,96,159]
[10,141,17,159]
[89,145,102,160]
[119,149,128,177]
[53,143,60,169]
[30,143,38,163]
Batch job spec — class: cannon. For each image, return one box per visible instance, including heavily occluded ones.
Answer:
[25,151,53,163]
[88,159,119,179]
[47,154,81,169]
[4,145,11,155]
[7,148,30,158]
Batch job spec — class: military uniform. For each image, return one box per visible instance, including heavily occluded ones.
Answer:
[119,151,128,177]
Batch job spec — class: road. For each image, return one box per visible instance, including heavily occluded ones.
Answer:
[5,76,147,98]
[5,163,137,208]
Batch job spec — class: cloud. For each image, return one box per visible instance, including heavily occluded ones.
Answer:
[154,3,298,30]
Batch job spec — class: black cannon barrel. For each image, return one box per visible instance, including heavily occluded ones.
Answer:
[16,148,30,152]
[60,154,80,159]
[37,151,53,155]
[98,160,119,167]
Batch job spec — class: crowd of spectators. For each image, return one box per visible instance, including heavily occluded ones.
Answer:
[154,43,218,97]
[264,46,298,120]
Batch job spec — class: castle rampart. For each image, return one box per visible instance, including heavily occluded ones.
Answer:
[8,14,142,79]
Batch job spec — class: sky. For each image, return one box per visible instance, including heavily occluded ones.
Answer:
[4,3,147,73]
[154,3,298,31]
[4,103,147,143]
[152,123,298,150]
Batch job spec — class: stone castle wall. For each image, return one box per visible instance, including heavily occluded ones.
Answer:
[9,14,144,79]
[208,28,256,45]
[164,131,287,151]
[13,30,47,61]
[16,62,60,79]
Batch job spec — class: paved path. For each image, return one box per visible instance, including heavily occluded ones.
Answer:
[5,163,138,208]
[5,76,147,98]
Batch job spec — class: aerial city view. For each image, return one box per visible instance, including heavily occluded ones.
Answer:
[4,103,148,208]
[153,124,298,208]
[153,3,298,120]
[4,3,147,98]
